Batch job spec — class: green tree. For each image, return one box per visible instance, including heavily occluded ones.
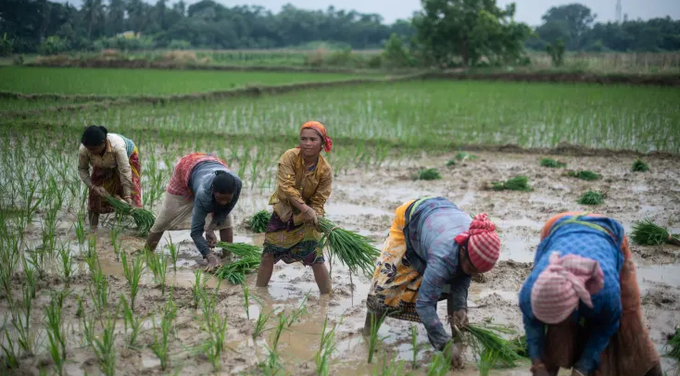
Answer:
[106,0,125,35]
[412,0,531,67]
[541,3,595,50]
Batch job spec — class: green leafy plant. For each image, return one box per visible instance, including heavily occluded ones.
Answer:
[214,255,261,284]
[631,219,680,246]
[454,323,522,368]
[250,210,271,233]
[146,251,168,295]
[287,291,310,327]
[167,234,179,273]
[315,316,338,376]
[426,341,453,376]
[578,190,605,205]
[120,295,142,348]
[104,196,155,236]
[367,314,387,364]
[540,158,566,168]
[632,159,650,172]
[121,250,145,311]
[91,313,117,376]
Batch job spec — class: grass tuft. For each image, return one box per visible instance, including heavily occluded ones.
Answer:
[578,190,605,205]
[455,151,477,161]
[446,159,456,167]
[540,158,567,168]
[632,159,650,172]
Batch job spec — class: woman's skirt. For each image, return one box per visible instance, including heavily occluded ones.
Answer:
[365,199,449,323]
[541,212,660,376]
[87,146,142,213]
[263,211,324,266]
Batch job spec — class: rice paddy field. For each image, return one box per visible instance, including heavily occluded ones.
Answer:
[0,65,679,376]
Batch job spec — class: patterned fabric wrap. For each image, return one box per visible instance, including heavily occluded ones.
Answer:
[453,213,501,272]
[166,152,228,197]
[262,211,325,266]
[531,252,605,324]
[87,146,142,213]
[300,121,333,152]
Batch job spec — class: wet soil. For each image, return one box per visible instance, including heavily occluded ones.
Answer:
[2,151,679,375]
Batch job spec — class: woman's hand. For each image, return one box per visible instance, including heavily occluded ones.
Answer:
[206,231,217,248]
[301,206,318,227]
[92,185,108,197]
[451,309,469,329]
[124,196,133,205]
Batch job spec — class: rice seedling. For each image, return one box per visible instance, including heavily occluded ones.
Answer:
[490,175,532,191]
[631,219,680,246]
[203,311,229,371]
[510,335,528,358]
[478,349,499,376]
[243,284,251,320]
[74,212,87,247]
[260,346,285,376]
[104,195,155,236]
[287,291,310,327]
[214,255,261,285]
[120,295,142,348]
[87,251,109,314]
[217,242,263,258]
[192,269,206,308]
[367,313,387,364]
[372,353,408,376]
[110,222,123,261]
[426,342,453,376]
[632,159,650,172]
[21,254,37,299]
[578,190,605,205]
[446,159,456,167]
[45,293,66,375]
[315,316,339,376]
[564,169,600,181]
[416,168,442,181]
[146,251,168,295]
[81,308,96,347]
[318,217,381,277]
[411,324,424,369]
[151,298,175,371]
[58,245,74,287]
[540,158,567,168]
[454,323,522,368]
[167,234,179,273]
[665,326,680,371]
[13,289,34,355]
[249,210,271,233]
[270,313,288,351]
[91,313,117,376]
[120,250,144,311]
[1,328,19,370]
[253,307,276,339]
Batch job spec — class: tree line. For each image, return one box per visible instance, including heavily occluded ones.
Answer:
[0,0,678,65]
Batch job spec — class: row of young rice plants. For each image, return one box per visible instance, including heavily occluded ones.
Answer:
[23,79,680,154]
[0,67,363,96]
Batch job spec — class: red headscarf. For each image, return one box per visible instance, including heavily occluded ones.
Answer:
[300,121,333,153]
[454,213,501,273]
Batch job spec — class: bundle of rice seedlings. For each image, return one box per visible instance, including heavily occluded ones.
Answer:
[540,158,567,168]
[217,242,263,258]
[318,218,380,276]
[446,159,456,167]
[631,220,680,247]
[214,243,262,284]
[632,159,650,172]
[455,323,522,368]
[249,210,271,233]
[564,170,599,181]
[214,256,261,285]
[416,168,441,181]
[455,152,477,161]
[104,196,155,236]
[578,190,605,206]
[510,335,529,358]
[490,176,531,191]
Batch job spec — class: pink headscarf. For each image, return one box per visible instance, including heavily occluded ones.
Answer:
[531,252,605,324]
[300,121,332,153]
[454,213,501,273]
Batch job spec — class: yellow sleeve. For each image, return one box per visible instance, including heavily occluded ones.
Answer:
[275,150,304,206]
[78,146,92,188]
[310,167,332,217]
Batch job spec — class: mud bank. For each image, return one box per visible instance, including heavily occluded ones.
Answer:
[2,151,678,375]
[424,71,680,87]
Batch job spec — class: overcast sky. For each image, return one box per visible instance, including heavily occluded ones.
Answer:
[59,0,680,26]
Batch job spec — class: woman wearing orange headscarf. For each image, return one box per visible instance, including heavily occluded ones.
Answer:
[256,121,333,294]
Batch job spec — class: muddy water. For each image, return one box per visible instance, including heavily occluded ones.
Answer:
[4,151,680,376]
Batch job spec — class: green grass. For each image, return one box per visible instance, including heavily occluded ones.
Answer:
[578,190,605,205]
[415,168,442,181]
[632,159,650,172]
[0,67,362,96]
[21,80,680,153]
[540,158,566,168]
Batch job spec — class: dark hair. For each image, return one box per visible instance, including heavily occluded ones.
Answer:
[81,125,108,147]
[212,170,237,194]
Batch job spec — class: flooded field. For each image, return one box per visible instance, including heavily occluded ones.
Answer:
[2,150,678,375]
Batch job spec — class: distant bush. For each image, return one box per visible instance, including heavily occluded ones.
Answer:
[94,35,156,51]
[0,33,13,57]
[168,39,192,50]
[38,36,71,55]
